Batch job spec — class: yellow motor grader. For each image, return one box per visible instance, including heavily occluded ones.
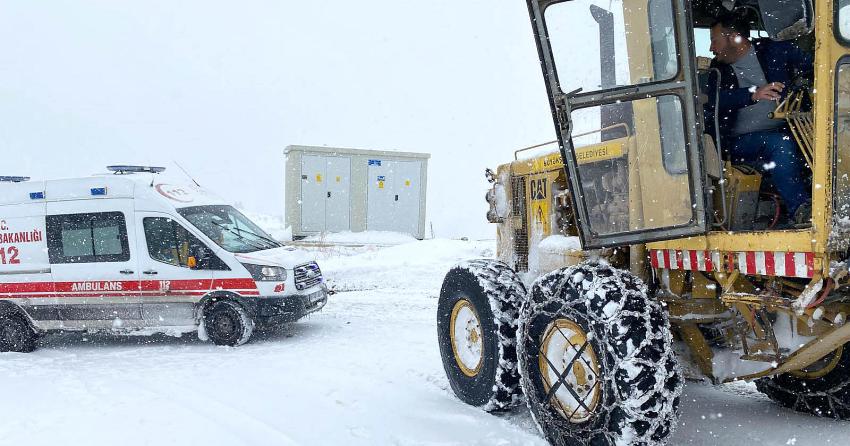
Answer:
[436,0,850,444]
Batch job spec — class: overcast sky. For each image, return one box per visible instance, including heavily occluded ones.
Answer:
[1,0,556,239]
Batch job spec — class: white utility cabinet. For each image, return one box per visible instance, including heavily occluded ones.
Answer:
[285,145,430,239]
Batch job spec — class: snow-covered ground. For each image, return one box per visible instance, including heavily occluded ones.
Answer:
[1,238,848,445]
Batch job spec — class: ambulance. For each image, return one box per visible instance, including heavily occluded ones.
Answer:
[0,166,327,352]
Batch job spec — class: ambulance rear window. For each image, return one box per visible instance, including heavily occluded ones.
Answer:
[46,212,130,264]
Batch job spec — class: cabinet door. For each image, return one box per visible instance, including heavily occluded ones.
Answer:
[301,155,327,232]
[325,157,351,232]
[366,160,395,231]
[392,161,422,236]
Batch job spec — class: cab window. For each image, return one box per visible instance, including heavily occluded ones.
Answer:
[840,0,850,42]
[46,212,130,263]
[834,62,850,219]
[143,217,228,270]
[545,0,679,95]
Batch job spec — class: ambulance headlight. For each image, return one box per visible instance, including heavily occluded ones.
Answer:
[242,264,287,281]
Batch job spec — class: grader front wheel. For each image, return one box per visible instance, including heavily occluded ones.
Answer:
[437,259,526,410]
[517,262,682,446]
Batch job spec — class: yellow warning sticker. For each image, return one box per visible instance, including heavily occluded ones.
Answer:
[405,180,411,187]
[378,181,385,189]
[316,174,322,183]
[530,176,549,229]
[533,200,549,228]
[336,176,341,183]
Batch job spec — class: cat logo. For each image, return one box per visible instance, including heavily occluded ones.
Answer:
[531,178,547,200]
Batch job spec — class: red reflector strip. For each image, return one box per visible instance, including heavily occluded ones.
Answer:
[649,249,817,278]
[805,252,815,278]
[765,252,775,276]
[745,251,756,275]
[785,252,796,277]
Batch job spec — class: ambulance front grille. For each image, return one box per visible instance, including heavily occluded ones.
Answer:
[294,262,323,290]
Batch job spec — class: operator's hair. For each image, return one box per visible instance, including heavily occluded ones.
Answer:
[711,12,751,37]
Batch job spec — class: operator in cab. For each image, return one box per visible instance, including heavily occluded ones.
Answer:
[704,12,813,226]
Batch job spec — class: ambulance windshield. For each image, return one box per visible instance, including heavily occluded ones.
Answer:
[177,205,281,253]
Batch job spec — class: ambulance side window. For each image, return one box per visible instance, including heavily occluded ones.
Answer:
[143,217,227,270]
[46,212,130,263]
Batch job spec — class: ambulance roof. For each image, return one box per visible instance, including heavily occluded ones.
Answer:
[0,171,226,209]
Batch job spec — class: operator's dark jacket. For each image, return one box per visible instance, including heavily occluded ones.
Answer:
[703,39,813,150]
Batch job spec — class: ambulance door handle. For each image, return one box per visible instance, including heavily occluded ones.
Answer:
[394,195,399,201]
[327,191,331,198]
[120,269,134,275]
[143,270,158,275]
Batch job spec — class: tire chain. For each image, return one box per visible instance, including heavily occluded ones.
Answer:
[518,261,683,446]
[458,259,527,410]
[756,369,850,418]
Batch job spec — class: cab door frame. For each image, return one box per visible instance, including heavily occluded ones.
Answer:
[526,0,708,249]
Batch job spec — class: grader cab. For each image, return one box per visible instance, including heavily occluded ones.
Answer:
[437,0,850,444]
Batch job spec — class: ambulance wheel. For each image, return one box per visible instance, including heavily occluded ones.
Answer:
[204,300,255,347]
[517,261,682,445]
[0,314,37,353]
[756,344,850,418]
[437,259,526,411]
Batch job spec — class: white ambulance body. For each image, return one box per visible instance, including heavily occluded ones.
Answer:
[0,167,326,351]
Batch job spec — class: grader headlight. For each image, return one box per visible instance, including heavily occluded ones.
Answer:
[485,185,507,224]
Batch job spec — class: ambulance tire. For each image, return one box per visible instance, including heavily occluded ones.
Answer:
[756,344,850,419]
[517,261,682,446]
[204,300,255,347]
[0,313,37,353]
[437,259,526,411]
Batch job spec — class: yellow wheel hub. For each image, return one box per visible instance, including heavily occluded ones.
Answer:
[539,318,601,423]
[450,299,484,377]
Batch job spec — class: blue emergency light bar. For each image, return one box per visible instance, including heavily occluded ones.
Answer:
[107,165,166,174]
[0,176,31,183]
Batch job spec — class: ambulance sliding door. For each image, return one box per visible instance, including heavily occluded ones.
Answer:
[45,200,142,327]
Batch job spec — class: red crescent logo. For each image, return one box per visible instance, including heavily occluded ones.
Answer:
[155,184,194,203]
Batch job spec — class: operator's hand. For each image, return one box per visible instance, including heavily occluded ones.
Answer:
[751,82,785,102]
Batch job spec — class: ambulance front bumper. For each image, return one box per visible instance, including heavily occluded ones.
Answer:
[252,286,328,327]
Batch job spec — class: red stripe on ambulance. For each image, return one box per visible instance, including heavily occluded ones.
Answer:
[0,278,258,299]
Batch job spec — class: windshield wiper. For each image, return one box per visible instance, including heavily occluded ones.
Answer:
[210,221,270,251]
[232,225,282,248]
